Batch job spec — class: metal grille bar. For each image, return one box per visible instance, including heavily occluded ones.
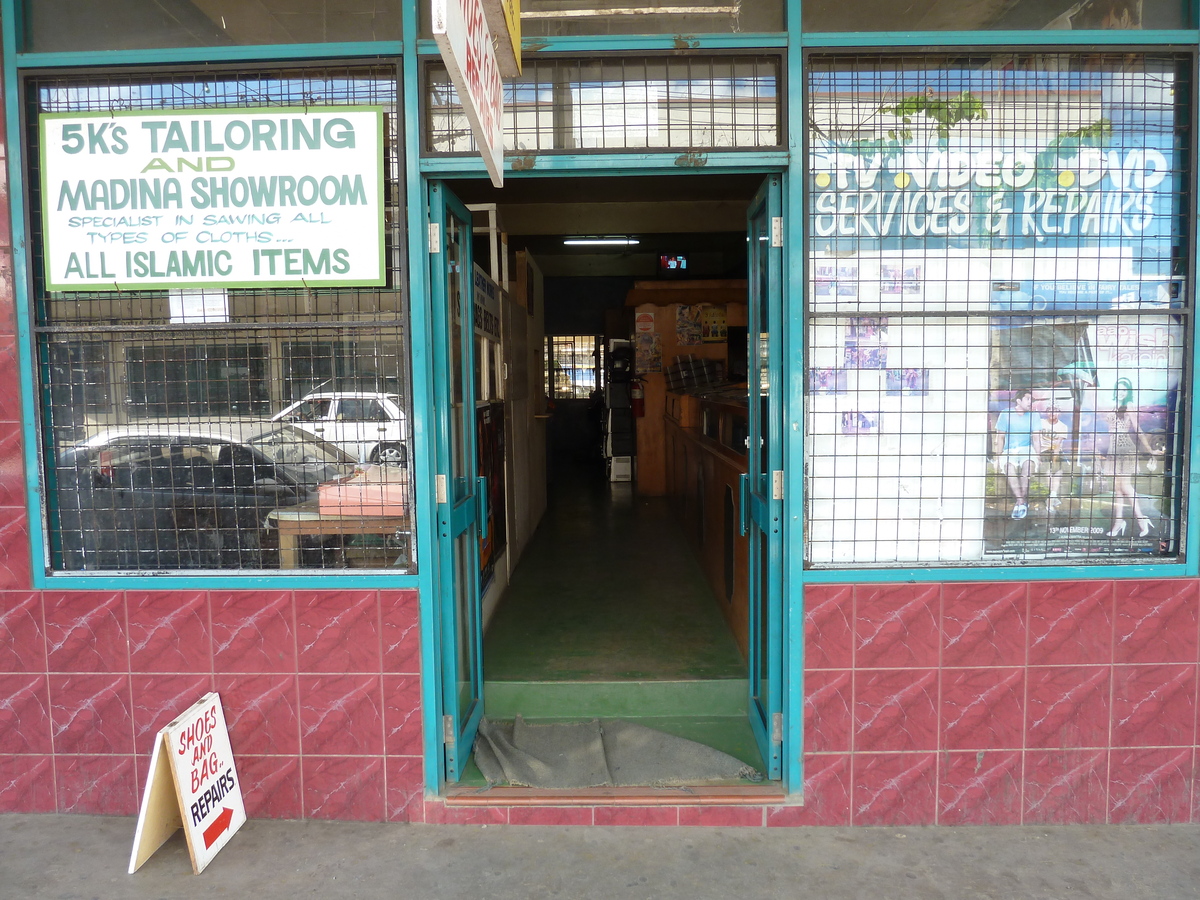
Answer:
[426,54,781,154]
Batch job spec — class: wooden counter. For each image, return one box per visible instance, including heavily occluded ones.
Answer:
[663,389,750,658]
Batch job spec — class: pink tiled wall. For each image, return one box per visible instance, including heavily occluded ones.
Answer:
[7,574,1195,827]
[800,581,1200,826]
[0,587,425,821]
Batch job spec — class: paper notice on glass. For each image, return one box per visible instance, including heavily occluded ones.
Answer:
[169,289,229,324]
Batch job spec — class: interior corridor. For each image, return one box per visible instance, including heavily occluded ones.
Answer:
[485,463,744,682]
[469,462,763,784]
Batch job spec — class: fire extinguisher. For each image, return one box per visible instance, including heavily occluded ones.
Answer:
[631,380,645,417]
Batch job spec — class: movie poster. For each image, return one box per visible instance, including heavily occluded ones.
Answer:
[676,305,703,346]
[701,305,727,342]
[634,331,662,374]
[985,313,1181,559]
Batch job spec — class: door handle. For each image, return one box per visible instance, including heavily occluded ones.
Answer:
[738,473,749,537]
[476,475,489,540]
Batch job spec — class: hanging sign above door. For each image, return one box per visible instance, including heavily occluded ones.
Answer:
[481,0,522,77]
[39,107,385,291]
[432,0,505,187]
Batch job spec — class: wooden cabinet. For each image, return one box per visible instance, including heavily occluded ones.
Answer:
[627,284,747,497]
[664,389,749,658]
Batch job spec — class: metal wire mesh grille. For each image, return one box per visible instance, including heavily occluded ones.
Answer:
[804,52,1192,567]
[426,55,781,154]
[29,65,417,573]
[545,334,604,399]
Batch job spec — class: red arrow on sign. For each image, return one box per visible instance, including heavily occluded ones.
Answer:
[203,807,234,849]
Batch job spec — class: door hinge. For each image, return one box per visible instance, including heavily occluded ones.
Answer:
[436,473,448,504]
[443,714,456,747]
[771,712,783,743]
[429,222,441,253]
[772,470,784,501]
[770,216,783,248]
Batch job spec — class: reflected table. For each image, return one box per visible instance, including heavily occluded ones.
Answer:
[267,499,411,569]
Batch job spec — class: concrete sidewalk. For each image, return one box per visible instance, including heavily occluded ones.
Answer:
[2,814,1198,900]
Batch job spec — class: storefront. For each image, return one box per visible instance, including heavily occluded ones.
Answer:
[1,1,1199,826]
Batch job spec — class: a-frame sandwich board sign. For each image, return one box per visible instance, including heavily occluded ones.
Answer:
[129,692,246,875]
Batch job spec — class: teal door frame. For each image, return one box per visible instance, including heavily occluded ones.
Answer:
[418,161,799,795]
[428,180,486,783]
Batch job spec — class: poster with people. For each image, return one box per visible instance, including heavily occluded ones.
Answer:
[985,314,1180,559]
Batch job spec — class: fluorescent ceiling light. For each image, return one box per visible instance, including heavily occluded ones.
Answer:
[563,237,641,246]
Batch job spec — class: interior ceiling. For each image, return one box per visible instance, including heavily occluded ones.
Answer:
[448,173,762,278]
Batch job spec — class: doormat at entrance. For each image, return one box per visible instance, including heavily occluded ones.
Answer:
[473,717,762,789]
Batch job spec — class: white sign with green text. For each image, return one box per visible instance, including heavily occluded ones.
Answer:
[40,107,385,291]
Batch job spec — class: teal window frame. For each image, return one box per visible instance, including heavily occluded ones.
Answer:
[1,0,416,589]
[794,39,1200,584]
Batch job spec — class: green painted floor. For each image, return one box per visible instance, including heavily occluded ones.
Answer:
[473,464,764,784]
[484,466,745,683]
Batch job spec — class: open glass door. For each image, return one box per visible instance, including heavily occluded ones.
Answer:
[743,175,784,780]
[429,181,485,782]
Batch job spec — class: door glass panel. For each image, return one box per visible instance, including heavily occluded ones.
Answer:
[454,531,477,712]
[804,0,1186,31]
[446,216,470,500]
[756,537,770,708]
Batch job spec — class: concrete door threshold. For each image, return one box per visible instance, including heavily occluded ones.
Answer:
[444,784,790,807]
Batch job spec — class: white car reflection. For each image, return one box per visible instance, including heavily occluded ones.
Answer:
[272,391,408,466]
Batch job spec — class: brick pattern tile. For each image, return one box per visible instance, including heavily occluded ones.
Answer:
[803,579,1200,826]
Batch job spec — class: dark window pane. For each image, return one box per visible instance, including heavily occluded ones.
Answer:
[804,0,1187,32]
[515,1,782,37]
[27,0,401,52]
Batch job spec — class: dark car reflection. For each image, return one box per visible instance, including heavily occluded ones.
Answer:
[54,421,356,570]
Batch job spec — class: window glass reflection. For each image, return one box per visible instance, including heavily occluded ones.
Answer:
[804,0,1187,32]
[27,0,401,52]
